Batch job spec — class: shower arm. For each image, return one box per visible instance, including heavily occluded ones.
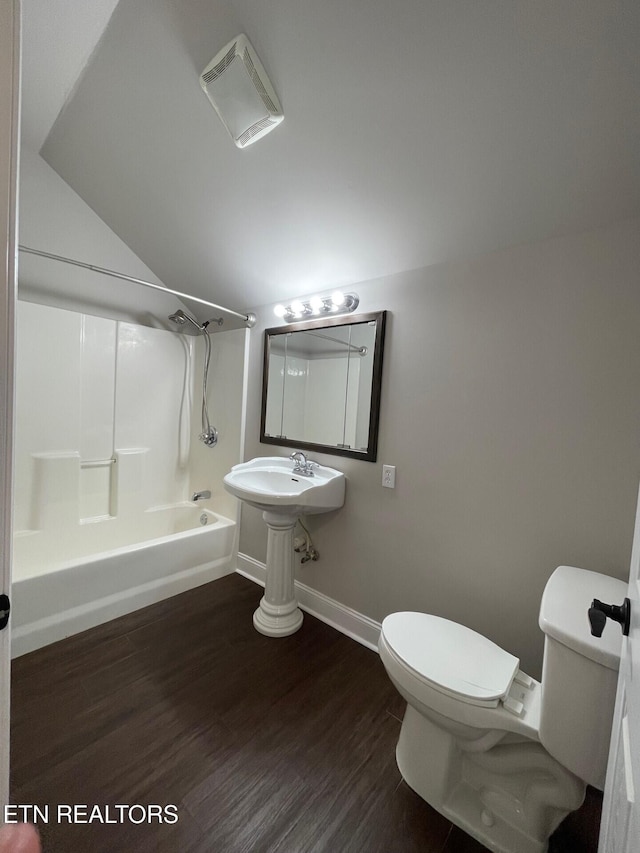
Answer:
[18,245,257,328]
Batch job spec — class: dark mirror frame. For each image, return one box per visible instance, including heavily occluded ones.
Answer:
[260,310,387,461]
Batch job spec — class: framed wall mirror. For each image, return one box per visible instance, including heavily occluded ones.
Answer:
[260,311,387,461]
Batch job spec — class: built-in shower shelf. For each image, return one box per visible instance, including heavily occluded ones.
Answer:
[80,457,116,469]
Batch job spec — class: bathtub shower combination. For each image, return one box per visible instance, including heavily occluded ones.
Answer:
[12,300,244,658]
[12,463,235,657]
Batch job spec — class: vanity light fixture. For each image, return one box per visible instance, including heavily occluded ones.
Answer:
[273,291,359,322]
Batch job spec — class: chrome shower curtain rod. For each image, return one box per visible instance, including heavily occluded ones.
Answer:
[18,245,256,327]
[305,331,367,355]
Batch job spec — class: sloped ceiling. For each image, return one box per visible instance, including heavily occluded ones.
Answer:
[24,0,640,313]
[20,0,120,151]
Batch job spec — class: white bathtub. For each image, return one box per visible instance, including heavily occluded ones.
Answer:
[11,503,236,658]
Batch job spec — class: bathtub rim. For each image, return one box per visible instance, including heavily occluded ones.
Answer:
[11,507,237,658]
[13,502,233,583]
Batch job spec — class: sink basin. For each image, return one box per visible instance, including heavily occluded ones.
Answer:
[223,456,345,515]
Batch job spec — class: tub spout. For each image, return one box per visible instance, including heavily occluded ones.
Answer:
[191,490,211,501]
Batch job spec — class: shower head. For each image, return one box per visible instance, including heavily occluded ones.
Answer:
[168,309,205,335]
[169,309,225,334]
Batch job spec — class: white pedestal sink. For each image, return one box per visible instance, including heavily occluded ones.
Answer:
[223,456,346,636]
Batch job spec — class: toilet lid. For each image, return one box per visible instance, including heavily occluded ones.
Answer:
[381,612,520,703]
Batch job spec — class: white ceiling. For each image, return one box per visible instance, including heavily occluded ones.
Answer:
[20,0,120,151]
[21,0,640,314]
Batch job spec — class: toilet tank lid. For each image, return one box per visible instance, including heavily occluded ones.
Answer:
[539,566,627,670]
[380,612,520,703]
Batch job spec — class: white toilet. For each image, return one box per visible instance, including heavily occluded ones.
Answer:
[379,566,626,853]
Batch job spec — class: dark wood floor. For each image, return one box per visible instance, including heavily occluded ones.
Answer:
[10,573,602,852]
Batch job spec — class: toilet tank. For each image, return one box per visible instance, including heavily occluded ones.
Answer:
[538,566,627,790]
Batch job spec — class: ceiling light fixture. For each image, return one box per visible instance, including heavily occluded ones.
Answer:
[273,291,359,322]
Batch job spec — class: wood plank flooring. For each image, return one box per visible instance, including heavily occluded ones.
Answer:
[10,573,602,852]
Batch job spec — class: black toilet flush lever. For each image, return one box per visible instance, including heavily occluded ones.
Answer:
[588,597,631,637]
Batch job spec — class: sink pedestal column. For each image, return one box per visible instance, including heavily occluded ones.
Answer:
[253,511,304,637]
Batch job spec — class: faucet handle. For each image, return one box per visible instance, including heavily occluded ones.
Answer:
[300,459,319,476]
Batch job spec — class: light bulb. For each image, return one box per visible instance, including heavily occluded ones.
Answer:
[331,290,346,307]
[273,304,287,318]
[309,295,324,314]
[291,300,304,317]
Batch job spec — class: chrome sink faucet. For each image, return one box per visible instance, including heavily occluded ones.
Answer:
[289,451,318,477]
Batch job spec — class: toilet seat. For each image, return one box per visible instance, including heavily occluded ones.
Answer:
[381,612,520,707]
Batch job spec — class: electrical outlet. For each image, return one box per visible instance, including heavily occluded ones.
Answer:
[382,464,396,489]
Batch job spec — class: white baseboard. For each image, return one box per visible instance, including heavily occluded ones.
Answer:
[236,553,381,652]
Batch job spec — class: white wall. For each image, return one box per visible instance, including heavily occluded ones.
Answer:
[266,352,363,449]
[14,300,249,573]
[187,327,249,520]
[16,150,248,552]
[14,301,193,541]
[281,355,307,440]
[18,147,186,326]
[0,0,20,812]
[241,218,640,678]
[305,358,357,448]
